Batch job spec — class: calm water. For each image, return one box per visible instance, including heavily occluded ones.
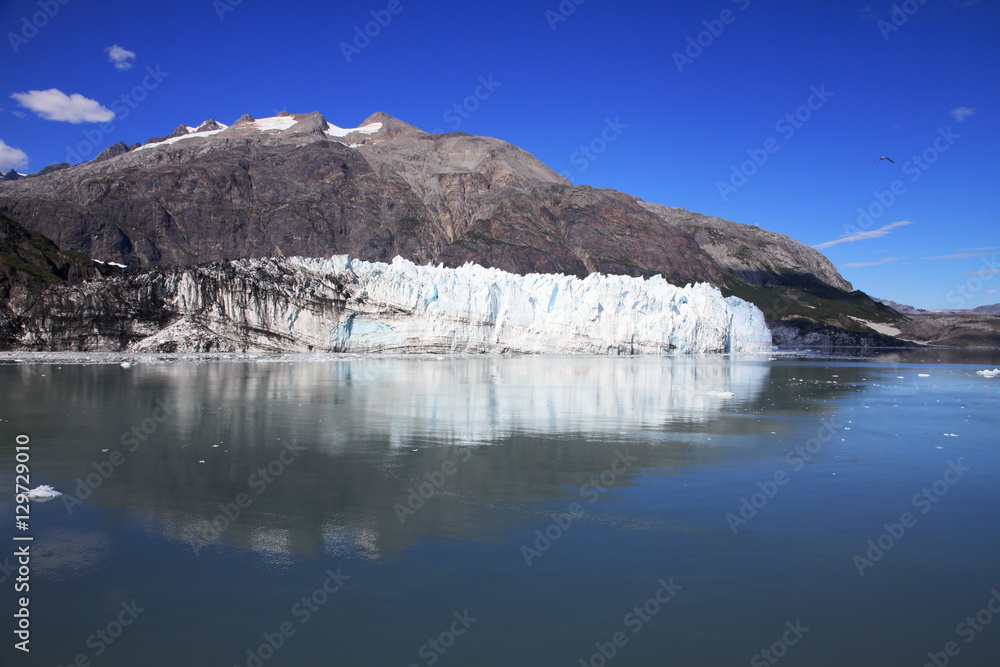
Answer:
[2,352,999,666]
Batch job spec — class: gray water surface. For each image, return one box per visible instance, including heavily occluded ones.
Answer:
[2,354,999,666]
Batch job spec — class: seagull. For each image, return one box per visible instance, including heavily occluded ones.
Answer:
[872,156,895,165]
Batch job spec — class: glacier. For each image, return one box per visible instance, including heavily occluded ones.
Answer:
[137,255,771,354]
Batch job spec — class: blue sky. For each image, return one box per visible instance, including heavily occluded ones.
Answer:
[1,0,997,309]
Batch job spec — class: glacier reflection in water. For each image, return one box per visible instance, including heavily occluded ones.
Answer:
[4,356,773,563]
[5,356,1000,666]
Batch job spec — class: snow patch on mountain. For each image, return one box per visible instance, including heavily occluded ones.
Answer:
[136,115,384,152]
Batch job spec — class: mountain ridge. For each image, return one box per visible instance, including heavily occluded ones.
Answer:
[0,110,914,345]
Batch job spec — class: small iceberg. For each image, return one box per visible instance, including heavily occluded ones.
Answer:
[976,369,1000,378]
[699,391,735,398]
[26,485,62,501]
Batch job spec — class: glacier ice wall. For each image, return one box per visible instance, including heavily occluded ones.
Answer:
[272,255,771,355]
[11,253,770,354]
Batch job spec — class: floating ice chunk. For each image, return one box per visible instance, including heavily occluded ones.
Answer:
[699,391,734,398]
[27,485,62,501]
[918,373,930,377]
[976,368,1000,378]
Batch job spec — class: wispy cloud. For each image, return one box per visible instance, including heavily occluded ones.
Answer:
[10,89,114,123]
[845,257,901,268]
[105,44,136,71]
[966,269,1000,276]
[812,220,913,250]
[924,250,996,260]
[950,107,977,122]
[947,0,982,9]
[0,139,28,172]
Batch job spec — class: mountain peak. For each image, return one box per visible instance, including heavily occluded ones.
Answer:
[361,112,424,137]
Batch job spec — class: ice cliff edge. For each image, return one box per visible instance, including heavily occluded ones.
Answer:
[5,255,772,354]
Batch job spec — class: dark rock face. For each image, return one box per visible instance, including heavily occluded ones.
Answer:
[143,124,191,145]
[639,201,851,291]
[93,141,130,163]
[33,163,71,177]
[0,213,95,295]
[0,213,101,346]
[3,170,20,182]
[195,119,223,132]
[768,320,915,350]
[896,313,1000,348]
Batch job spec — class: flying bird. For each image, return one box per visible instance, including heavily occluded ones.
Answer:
[872,156,895,165]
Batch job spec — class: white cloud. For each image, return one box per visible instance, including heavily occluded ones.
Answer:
[0,139,28,172]
[10,89,114,123]
[923,250,996,260]
[950,107,977,122]
[105,44,136,71]
[812,220,913,250]
[844,257,901,268]
[967,269,1000,276]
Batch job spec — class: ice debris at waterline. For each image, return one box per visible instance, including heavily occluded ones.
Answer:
[151,255,768,354]
[977,368,1000,378]
[26,485,62,501]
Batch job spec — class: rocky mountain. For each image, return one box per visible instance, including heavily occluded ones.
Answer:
[0,110,911,347]
[895,312,1000,348]
[0,212,95,297]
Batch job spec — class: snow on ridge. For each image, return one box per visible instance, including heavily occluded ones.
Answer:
[135,128,225,152]
[132,116,382,152]
[254,116,298,131]
[326,121,382,138]
[287,255,772,354]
